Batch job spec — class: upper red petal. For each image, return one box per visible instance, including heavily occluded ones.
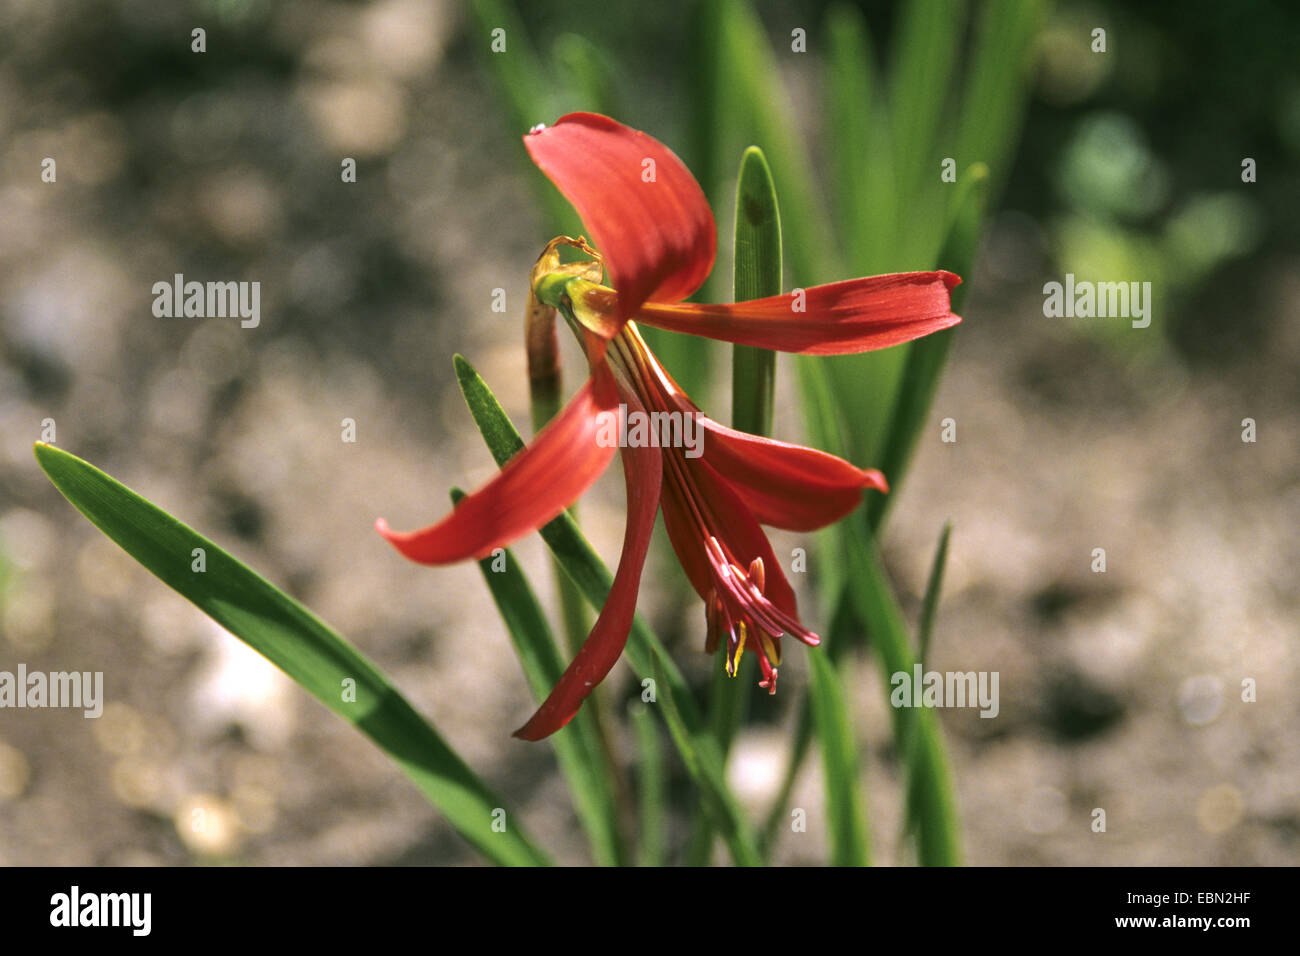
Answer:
[524,112,716,322]
[619,321,885,531]
[513,384,663,741]
[660,453,800,621]
[694,416,887,531]
[375,364,619,564]
[636,271,962,355]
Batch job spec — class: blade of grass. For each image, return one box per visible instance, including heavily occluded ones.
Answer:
[842,517,962,865]
[866,163,987,532]
[629,702,666,866]
[818,0,966,468]
[453,487,626,866]
[897,519,953,856]
[34,443,550,867]
[694,0,838,288]
[757,552,862,860]
[888,0,967,262]
[730,145,781,437]
[791,354,964,865]
[955,0,1048,202]
[917,521,953,667]
[807,647,871,865]
[825,2,882,272]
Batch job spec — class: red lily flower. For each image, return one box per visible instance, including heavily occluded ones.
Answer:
[377,113,961,741]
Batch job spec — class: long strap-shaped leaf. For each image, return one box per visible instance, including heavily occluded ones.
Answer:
[34,442,550,867]
[452,356,763,866]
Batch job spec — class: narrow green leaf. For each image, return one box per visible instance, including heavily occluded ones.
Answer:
[807,648,871,866]
[917,521,953,667]
[731,145,781,437]
[629,702,666,867]
[825,3,880,271]
[694,0,838,288]
[759,700,812,860]
[553,32,620,117]
[650,652,761,867]
[35,443,550,867]
[955,0,1048,202]
[452,487,625,866]
[759,559,858,861]
[686,655,751,866]
[468,0,580,235]
[866,164,988,532]
[789,353,963,865]
[841,519,962,866]
[888,0,967,260]
[452,355,764,866]
[898,519,953,852]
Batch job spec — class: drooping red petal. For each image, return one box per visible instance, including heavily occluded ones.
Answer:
[524,112,716,323]
[694,416,887,531]
[375,364,619,564]
[659,452,800,622]
[636,271,962,355]
[513,385,663,741]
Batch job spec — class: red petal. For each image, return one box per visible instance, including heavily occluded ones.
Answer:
[375,365,619,564]
[660,453,800,621]
[524,113,716,322]
[514,386,663,741]
[636,271,962,355]
[695,416,887,531]
[619,321,884,530]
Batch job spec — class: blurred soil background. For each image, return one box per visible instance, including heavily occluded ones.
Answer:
[0,0,1296,864]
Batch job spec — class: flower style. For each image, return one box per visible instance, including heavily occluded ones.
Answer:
[376,113,961,741]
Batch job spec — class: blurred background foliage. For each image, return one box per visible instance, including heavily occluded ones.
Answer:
[0,0,1296,865]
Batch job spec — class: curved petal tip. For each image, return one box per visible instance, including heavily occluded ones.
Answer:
[524,112,716,321]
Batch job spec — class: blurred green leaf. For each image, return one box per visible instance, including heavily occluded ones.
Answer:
[889,0,967,261]
[790,351,963,865]
[955,0,1050,202]
[35,443,550,867]
[842,517,962,865]
[866,163,988,532]
[758,581,858,860]
[629,702,667,867]
[553,32,621,117]
[917,520,953,667]
[453,487,625,866]
[693,0,837,288]
[821,0,1039,477]
[731,145,781,437]
[898,518,953,852]
[826,3,883,271]
[651,651,762,866]
[808,647,871,866]
[469,0,580,235]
